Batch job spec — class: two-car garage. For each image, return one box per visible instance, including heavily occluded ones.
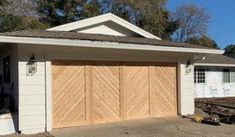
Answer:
[51,60,177,129]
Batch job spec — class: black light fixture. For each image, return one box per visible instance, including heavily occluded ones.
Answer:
[27,54,37,76]
[30,54,36,62]
[185,59,192,73]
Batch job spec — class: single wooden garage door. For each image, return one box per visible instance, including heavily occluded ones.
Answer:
[52,61,177,128]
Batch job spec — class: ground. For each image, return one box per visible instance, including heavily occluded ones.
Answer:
[2,133,52,137]
[195,97,235,106]
[3,116,235,137]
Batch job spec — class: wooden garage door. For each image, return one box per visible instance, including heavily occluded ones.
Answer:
[52,61,87,128]
[52,61,177,128]
[123,63,150,119]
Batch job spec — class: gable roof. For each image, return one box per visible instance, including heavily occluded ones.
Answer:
[47,13,161,40]
[0,30,224,54]
[195,54,235,66]
[0,30,211,49]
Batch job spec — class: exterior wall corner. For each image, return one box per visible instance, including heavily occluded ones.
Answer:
[178,62,195,115]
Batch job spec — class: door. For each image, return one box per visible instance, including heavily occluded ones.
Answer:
[52,61,177,128]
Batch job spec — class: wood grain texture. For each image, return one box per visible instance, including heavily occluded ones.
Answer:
[52,61,177,129]
[52,61,86,128]
[150,63,177,116]
[123,63,150,119]
[92,62,121,123]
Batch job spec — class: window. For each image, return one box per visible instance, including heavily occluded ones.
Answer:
[223,68,235,83]
[231,69,235,83]
[194,68,205,83]
[3,56,10,83]
[223,69,230,83]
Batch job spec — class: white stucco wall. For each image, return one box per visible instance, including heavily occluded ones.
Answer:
[17,44,195,134]
[194,66,235,98]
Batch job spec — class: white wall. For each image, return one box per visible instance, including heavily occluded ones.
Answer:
[178,63,195,115]
[18,53,46,134]
[194,66,235,98]
[17,44,195,134]
[0,116,16,135]
[76,21,138,37]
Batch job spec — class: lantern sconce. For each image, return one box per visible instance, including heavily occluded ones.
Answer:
[185,59,192,74]
[26,54,37,76]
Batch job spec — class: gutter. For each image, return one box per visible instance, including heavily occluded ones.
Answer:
[0,36,224,54]
[194,63,235,67]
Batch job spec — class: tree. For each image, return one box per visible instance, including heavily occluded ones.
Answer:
[171,4,211,42]
[3,0,39,18]
[186,36,218,49]
[224,44,235,59]
[36,0,178,39]
[0,0,48,32]
[0,0,6,5]
[36,0,101,26]
[112,0,178,39]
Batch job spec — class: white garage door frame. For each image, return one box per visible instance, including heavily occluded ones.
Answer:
[44,59,194,131]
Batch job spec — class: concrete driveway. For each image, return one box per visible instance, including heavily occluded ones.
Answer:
[50,117,235,137]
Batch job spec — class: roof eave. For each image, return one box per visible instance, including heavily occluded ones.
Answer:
[0,36,224,54]
[194,63,235,67]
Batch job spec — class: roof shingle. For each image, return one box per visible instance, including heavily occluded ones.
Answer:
[0,30,212,49]
[195,54,235,65]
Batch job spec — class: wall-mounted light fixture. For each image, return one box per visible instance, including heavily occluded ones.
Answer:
[186,59,192,67]
[26,54,37,76]
[185,59,192,74]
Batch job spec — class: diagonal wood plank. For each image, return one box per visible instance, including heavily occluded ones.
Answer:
[92,62,121,123]
[123,63,150,119]
[52,61,87,128]
[52,61,177,128]
[150,63,177,117]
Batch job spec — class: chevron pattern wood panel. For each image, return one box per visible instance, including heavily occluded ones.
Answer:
[52,61,177,129]
[150,63,177,117]
[123,63,150,119]
[52,61,87,128]
[92,63,121,123]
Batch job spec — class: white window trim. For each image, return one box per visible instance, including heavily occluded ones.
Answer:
[194,68,206,84]
[223,68,235,83]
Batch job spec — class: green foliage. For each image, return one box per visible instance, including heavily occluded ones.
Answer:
[0,0,7,6]
[112,0,178,39]
[0,0,49,32]
[224,45,235,59]
[36,0,101,26]
[186,36,218,49]
[0,12,49,32]
[18,16,49,30]
[36,0,178,39]
[0,12,22,32]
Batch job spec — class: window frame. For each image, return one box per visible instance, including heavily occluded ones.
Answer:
[194,67,206,84]
[223,68,235,83]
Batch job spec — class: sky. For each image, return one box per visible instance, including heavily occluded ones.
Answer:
[167,0,235,49]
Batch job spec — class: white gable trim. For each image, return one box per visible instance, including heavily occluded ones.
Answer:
[47,13,161,40]
[0,36,224,54]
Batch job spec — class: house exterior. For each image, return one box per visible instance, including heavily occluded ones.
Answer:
[194,54,235,98]
[0,13,224,135]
